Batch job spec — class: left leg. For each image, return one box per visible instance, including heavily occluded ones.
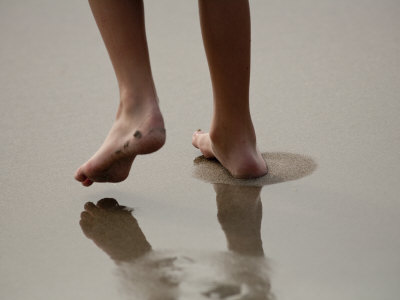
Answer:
[192,0,267,178]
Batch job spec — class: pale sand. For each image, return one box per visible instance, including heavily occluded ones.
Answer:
[1,0,400,299]
[193,152,317,186]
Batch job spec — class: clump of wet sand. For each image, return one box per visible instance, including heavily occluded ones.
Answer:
[193,152,317,187]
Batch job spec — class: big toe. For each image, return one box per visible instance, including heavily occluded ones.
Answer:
[74,167,87,182]
[75,166,94,187]
[192,130,214,158]
[82,178,93,187]
[192,129,204,148]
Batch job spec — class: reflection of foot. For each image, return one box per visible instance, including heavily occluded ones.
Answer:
[75,99,165,186]
[80,198,151,262]
[214,184,264,256]
[202,284,241,299]
[192,130,267,179]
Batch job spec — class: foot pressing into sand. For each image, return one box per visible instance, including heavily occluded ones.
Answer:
[75,99,165,186]
[192,128,267,179]
[194,1,267,178]
[78,0,267,184]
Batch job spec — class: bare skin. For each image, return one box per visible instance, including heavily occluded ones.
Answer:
[75,0,266,185]
[74,0,165,186]
[75,102,165,186]
[192,130,267,179]
[192,0,267,178]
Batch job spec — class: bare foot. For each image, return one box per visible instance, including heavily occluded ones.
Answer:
[192,129,267,179]
[75,98,165,186]
[80,198,151,261]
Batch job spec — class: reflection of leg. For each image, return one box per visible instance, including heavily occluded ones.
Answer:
[75,0,165,186]
[214,184,264,256]
[192,0,267,179]
[80,198,151,262]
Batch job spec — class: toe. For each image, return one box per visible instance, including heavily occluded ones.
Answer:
[193,131,215,158]
[74,167,87,182]
[192,129,203,148]
[82,178,93,187]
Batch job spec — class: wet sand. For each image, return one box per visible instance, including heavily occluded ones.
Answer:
[1,0,400,299]
[193,152,317,186]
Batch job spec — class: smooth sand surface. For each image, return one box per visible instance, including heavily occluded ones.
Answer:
[1,0,400,299]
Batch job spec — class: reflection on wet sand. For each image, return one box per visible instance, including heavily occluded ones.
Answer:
[215,184,264,257]
[80,199,151,261]
[80,185,272,300]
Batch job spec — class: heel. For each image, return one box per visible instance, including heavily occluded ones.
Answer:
[133,127,166,154]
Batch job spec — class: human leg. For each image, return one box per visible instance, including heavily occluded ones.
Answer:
[75,0,165,186]
[192,0,267,178]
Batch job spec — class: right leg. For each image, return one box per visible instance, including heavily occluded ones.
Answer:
[75,0,165,186]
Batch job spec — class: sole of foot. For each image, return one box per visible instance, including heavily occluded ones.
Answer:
[192,130,268,179]
[75,105,165,186]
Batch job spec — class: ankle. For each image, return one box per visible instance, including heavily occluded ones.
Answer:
[119,82,157,104]
[210,119,256,146]
[117,93,159,117]
[209,131,257,156]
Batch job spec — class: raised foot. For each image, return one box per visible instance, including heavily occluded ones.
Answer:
[75,106,165,186]
[192,130,268,179]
